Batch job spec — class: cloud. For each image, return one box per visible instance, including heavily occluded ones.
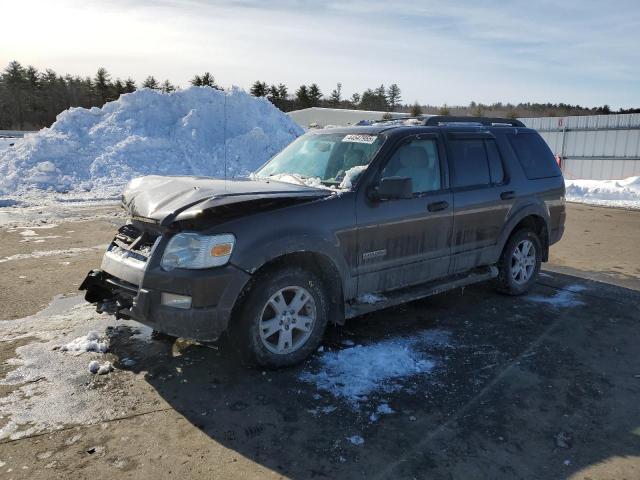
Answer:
[2,0,639,107]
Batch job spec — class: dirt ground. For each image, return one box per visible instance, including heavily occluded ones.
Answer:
[0,202,639,479]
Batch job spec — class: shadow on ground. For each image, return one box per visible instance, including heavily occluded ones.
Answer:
[108,271,640,479]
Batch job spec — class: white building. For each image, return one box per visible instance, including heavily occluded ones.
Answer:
[287,107,409,129]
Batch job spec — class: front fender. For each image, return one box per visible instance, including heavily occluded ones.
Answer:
[231,230,355,298]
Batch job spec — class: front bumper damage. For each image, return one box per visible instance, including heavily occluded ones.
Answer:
[80,224,250,341]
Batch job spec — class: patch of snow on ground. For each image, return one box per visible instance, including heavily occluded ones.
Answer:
[60,331,109,354]
[300,329,450,405]
[347,435,365,445]
[0,296,146,440]
[369,402,395,422]
[88,360,113,375]
[527,284,586,308]
[565,176,640,209]
[0,244,107,263]
[356,293,386,304]
[0,87,303,203]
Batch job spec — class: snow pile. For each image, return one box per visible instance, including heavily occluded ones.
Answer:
[565,176,640,209]
[300,330,450,405]
[59,330,109,354]
[0,87,303,200]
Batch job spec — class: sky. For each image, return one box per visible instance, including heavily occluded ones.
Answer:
[2,0,639,108]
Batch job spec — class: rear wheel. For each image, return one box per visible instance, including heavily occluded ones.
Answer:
[230,266,329,368]
[495,229,542,295]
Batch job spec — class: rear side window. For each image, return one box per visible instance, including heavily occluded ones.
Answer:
[449,139,491,188]
[507,132,561,179]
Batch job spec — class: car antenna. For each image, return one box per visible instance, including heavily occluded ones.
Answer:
[223,89,227,190]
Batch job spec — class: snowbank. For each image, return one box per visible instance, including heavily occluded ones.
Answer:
[0,87,303,201]
[565,176,640,209]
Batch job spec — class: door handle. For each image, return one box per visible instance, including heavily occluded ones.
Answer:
[500,191,516,200]
[427,201,449,212]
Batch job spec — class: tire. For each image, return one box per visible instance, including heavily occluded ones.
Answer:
[229,266,330,368]
[495,228,542,295]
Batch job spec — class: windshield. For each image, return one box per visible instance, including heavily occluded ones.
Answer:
[254,132,383,189]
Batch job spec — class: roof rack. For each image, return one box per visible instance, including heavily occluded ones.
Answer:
[423,116,525,127]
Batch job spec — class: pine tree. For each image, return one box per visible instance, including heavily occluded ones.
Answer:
[410,102,423,117]
[124,78,136,93]
[24,65,41,124]
[308,83,322,107]
[438,104,450,115]
[142,76,159,89]
[3,61,27,128]
[277,83,288,100]
[94,67,112,104]
[200,72,218,89]
[350,92,361,106]
[161,79,176,93]
[250,80,268,97]
[386,84,401,111]
[190,74,203,86]
[295,85,310,108]
[329,82,342,107]
[113,79,125,97]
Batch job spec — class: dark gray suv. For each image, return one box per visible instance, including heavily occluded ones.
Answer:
[81,116,565,368]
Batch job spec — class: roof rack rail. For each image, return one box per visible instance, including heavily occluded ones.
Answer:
[424,116,525,127]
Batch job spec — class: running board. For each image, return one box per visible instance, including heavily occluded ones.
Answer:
[345,266,499,319]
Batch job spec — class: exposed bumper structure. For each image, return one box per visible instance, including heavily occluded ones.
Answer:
[80,225,251,341]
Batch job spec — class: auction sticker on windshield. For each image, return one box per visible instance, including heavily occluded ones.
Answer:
[342,134,377,144]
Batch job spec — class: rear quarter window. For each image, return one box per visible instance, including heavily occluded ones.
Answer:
[507,132,561,180]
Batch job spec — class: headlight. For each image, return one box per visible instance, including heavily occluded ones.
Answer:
[161,233,235,271]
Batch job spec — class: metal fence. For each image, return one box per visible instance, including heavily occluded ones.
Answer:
[0,130,29,138]
[519,114,640,180]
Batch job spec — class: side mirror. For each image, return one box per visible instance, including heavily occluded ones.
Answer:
[372,176,413,200]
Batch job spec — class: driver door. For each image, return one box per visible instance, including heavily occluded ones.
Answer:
[355,133,453,295]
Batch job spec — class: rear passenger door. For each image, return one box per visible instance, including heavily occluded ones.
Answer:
[355,133,453,294]
[447,132,515,273]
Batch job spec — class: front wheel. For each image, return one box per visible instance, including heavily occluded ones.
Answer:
[230,266,329,368]
[495,229,542,295]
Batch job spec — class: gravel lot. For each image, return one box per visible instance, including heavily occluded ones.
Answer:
[0,202,638,479]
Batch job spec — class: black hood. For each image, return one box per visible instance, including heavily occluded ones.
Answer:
[121,175,332,226]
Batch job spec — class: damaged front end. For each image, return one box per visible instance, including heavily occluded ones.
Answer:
[80,223,160,320]
[79,175,333,340]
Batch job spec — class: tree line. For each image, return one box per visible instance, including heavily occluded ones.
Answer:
[0,60,636,131]
[248,80,403,113]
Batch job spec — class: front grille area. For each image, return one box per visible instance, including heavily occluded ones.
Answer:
[109,224,160,262]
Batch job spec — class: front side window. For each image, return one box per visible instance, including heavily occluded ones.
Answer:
[380,138,442,194]
[255,132,383,188]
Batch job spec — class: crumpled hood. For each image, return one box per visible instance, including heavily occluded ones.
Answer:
[122,175,331,226]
